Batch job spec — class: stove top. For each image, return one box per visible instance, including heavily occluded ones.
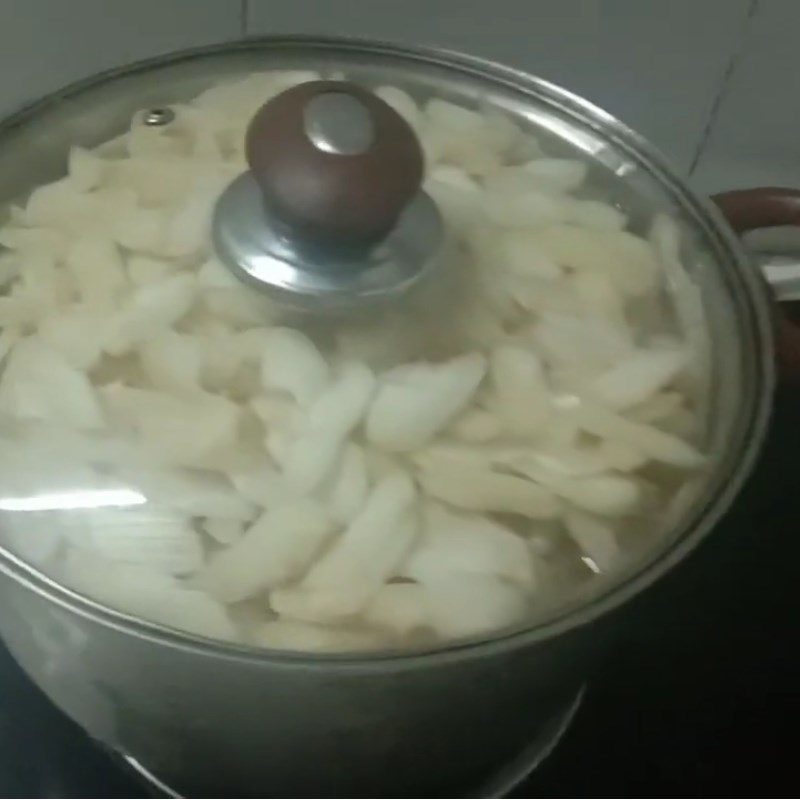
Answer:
[1,388,797,798]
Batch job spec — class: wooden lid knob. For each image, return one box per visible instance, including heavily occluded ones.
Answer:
[245,80,424,249]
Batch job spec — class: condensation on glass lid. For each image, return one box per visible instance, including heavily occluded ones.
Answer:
[0,69,711,653]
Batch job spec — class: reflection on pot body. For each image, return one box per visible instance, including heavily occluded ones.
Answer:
[0,572,600,795]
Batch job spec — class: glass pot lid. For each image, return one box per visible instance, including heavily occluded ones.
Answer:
[0,38,772,656]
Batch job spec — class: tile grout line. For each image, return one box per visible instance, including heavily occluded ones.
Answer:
[240,0,249,38]
[689,0,762,177]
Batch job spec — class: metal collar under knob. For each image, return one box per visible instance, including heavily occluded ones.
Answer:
[212,80,443,312]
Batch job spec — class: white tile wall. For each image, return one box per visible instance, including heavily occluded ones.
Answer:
[245,0,753,175]
[693,0,800,193]
[0,0,794,197]
[0,0,240,116]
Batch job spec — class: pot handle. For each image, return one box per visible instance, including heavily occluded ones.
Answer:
[712,188,800,381]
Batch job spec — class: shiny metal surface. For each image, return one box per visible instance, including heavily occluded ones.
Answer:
[303,90,374,154]
[0,35,777,796]
[0,572,597,795]
[117,684,586,798]
[142,107,174,126]
[213,173,443,311]
[480,685,586,798]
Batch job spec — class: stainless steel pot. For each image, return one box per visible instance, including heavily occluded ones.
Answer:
[0,36,789,797]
